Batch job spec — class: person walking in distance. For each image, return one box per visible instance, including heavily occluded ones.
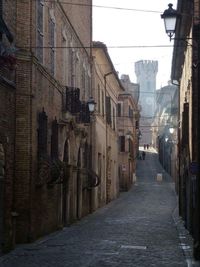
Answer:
[142,151,146,160]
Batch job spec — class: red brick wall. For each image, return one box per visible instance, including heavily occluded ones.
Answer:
[0,83,15,250]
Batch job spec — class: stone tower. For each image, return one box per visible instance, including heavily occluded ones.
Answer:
[135,60,158,145]
[135,60,158,116]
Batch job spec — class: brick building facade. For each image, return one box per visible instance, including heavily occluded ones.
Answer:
[0,0,95,251]
[0,0,16,252]
[170,0,200,259]
[0,0,141,253]
[92,41,123,206]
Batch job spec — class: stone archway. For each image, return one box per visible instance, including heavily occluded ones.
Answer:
[0,143,5,251]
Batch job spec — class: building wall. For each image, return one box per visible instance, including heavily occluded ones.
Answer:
[171,0,200,258]
[13,0,93,244]
[92,43,123,207]
[118,94,138,191]
[0,0,16,252]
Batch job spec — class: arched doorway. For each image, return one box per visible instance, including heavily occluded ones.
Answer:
[0,143,5,252]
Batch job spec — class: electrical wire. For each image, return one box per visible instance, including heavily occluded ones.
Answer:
[40,0,162,14]
[16,45,173,49]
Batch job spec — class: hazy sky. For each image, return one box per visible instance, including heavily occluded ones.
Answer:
[93,0,177,88]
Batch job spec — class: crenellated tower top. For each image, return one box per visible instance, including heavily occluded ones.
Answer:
[135,60,158,77]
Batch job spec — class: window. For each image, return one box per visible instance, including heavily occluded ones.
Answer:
[36,0,44,63]
[62,32,69,85]
[117,103,122,117]
[102,91,105,117]
[38,109,48,158]
[81,68,86,99]
[119,136,125,152]
[112,107,116,131]
[65,87,81,114]
[128,139,134,157]
[97,84,100,113]
[106,96,111,125]
[136,120,139,129]
[69,48,75,87]
[49,14,55,75]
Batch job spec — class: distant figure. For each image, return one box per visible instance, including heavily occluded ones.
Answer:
[147,144,149,150]
[142,151,146,160]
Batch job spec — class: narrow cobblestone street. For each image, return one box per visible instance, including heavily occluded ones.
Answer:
[0,148,199,267]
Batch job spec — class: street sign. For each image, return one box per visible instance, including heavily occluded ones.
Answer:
[189,161,199,175]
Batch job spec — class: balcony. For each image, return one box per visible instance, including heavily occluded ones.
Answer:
[63,87,90,124]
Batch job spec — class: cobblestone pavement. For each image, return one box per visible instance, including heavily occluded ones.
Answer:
[1,148,200,267]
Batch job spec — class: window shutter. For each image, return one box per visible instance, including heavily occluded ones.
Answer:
[182,103,189,146]
[119,136,125,152]
[106,96,111,125]
[117,103,121,117]
[51,118,59,160]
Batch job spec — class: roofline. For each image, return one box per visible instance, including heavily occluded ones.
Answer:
[93,41,125,91]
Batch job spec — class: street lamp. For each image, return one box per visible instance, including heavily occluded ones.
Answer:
[161,3,180,41]
[87,97,96,113]
[169,127,175,134]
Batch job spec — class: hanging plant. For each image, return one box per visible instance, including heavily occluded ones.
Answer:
[49,159,65,184]
[0,42,17,70]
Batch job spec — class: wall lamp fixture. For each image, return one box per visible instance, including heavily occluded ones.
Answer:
[87,97,96,113]
[161,3,180,41]
[161,3,197,48]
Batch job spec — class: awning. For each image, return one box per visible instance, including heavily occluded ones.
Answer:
[0,17,13,43]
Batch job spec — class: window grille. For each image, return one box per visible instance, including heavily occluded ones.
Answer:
[65,86,81,114]
[79,102,90,123]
